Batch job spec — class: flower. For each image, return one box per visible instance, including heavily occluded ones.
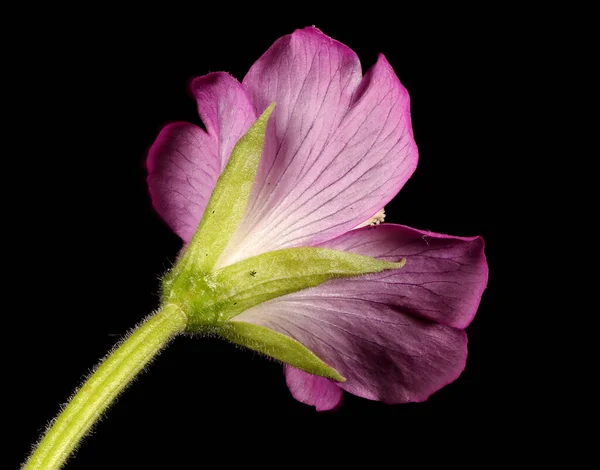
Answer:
[147,27,488,411]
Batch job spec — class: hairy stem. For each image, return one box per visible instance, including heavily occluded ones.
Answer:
[23,304,188,470]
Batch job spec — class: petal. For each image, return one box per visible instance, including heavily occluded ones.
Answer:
[234,293,467,404]
[147,73,256,243]
[147,122,220,243]
[218,27,418,266]
[191,72,257,169]
[284,365,343,411]
[233,225,487,403]
[316,224,488,329]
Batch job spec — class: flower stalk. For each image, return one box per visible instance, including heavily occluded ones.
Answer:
[23,304,188,470]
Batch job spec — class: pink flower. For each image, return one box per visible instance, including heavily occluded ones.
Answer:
[147,27,488,410]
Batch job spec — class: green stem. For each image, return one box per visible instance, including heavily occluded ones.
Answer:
[23,304,188,470]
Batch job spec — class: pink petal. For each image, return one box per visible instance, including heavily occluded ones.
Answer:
[316,224,488,329]
[284,365,343,411]
[219,27,418,266]
[147,73,256,243]
[147,123,220,243]
[233,225,487,404]
[191,72,257,169]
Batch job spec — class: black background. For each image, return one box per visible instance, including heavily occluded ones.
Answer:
[9,11,498,468]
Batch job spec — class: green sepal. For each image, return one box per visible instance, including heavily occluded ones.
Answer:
[218,321,345,382]
[179,247,405,329]
[173,104,274,277]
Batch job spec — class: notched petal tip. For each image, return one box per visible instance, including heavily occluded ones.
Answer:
[189,71,257,168]
[148,72,258,244]
[356,54,417,147]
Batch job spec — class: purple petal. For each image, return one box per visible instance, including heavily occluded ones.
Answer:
[235,294,467,404]
[284,366,343,411]
[219,27,418,265]
[233,225,487,404]
[316,224,488,329]
[148,73,256,243]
